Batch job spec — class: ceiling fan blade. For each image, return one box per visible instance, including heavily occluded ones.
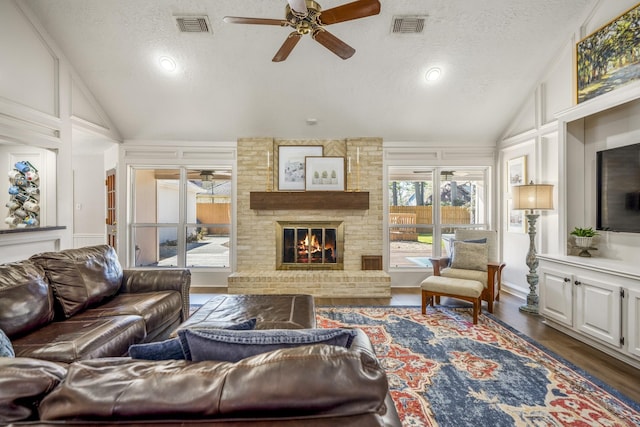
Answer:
[319,0,381,25]
[223,16,288,26]
[287,0,308,15]
[313,29,355,60]
[273,32,302,62]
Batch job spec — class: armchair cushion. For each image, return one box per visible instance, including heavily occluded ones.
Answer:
[441,267,488,288]
[450,241,488,271]
[447,238,486,265]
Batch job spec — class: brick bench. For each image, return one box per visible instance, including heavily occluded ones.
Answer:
[420,276,484,324]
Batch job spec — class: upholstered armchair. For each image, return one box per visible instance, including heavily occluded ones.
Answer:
[429,230,505,313]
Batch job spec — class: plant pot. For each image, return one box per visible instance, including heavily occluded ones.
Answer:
[575,236,593,248]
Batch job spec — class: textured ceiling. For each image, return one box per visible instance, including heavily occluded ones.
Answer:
[25,0,596,145]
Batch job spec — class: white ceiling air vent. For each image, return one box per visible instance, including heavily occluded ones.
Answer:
[391,16,426,34]
[175,15,211,33]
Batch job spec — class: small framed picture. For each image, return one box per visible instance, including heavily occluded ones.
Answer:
[507,199,526,233]
[507,155,527,190]
[305,156,345,191]
[278,145,323,191]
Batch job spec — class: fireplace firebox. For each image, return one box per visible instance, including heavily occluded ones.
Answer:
[276,221,344,270]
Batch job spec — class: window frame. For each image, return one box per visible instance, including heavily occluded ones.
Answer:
[386,165,491,271]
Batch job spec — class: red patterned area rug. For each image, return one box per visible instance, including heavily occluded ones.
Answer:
[316,306,640,427]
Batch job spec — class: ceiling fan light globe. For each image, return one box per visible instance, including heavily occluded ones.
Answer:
[425,67,441,82]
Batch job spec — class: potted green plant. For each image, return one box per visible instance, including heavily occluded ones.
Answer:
[570,227,598,248]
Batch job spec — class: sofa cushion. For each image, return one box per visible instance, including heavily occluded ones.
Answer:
[0,357,67,423]
[38,345,388,421]
[179,328,358,362]
[0,260,55,338]
[128,337,186,360]
[11,315,146,363]
[74,291,182,336]
[30,245,123,318]
[450,240,488,271]
[131,318,257,361]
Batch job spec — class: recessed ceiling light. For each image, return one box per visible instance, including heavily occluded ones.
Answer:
[159,56,177,72]
[425,67,441,82]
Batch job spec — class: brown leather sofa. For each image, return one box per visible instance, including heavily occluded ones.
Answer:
[0,329,401,426]
[0,245,191,363]
[0,246,401,426]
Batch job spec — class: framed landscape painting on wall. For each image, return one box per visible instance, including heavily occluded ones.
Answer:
[278,145,323,191]
[577,3,640,103]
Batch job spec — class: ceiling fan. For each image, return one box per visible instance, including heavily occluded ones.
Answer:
[223,0,381,62]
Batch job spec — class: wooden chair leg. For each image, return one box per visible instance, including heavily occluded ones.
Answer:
[472,298,480,324]
[421,290,428,314]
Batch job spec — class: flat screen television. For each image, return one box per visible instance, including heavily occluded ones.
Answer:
[596,142,640,233]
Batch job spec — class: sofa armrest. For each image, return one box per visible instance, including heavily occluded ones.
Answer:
[428,257,450,275]
[121,269,191,321]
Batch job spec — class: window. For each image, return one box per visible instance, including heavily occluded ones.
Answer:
[130,167,231,268]
[388,166,488,269]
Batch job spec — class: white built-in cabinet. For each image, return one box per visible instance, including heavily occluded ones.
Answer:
[538,255,640,368]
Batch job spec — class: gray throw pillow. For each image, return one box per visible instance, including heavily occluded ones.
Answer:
[130,318,257,361]
[180,328,358,363]
[450,240,488,271]
[0,328,14,358]
[447,238,486,267]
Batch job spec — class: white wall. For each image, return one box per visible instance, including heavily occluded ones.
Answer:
[0,1,120,262]
[498,0,640,297]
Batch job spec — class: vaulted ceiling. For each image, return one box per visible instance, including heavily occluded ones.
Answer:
[24,0,596,144]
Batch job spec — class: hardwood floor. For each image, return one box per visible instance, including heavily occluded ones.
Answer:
[193,288,640,403]
[318,288,640,404]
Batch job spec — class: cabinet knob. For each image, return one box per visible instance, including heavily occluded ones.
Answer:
[574,280,582,286]
[563,277,571,282]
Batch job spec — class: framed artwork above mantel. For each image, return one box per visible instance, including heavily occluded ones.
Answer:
[277,145,323,191]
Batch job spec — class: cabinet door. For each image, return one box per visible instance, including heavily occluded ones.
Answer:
[627,288,640,358]
[575,274,621,348]
[539,265,573,327]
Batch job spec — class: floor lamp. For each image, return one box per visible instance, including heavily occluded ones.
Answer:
[512,181,554,314]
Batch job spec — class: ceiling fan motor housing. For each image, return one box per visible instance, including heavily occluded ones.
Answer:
[286,0,322,34]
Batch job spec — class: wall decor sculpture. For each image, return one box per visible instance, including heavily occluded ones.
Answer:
[6,161,40,228]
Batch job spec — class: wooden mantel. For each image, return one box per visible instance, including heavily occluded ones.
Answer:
[250,191,369,210]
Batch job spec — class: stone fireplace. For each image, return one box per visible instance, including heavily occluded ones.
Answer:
[229,137,390,298]
[276,221,344,270]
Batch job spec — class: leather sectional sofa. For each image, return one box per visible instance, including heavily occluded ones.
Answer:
[0,245,191,362]
[0,245,401,426]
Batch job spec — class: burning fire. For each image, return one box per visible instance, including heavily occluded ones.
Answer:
[297,231,335,262]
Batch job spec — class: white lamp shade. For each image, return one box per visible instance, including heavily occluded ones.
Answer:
[512,183,554,210]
